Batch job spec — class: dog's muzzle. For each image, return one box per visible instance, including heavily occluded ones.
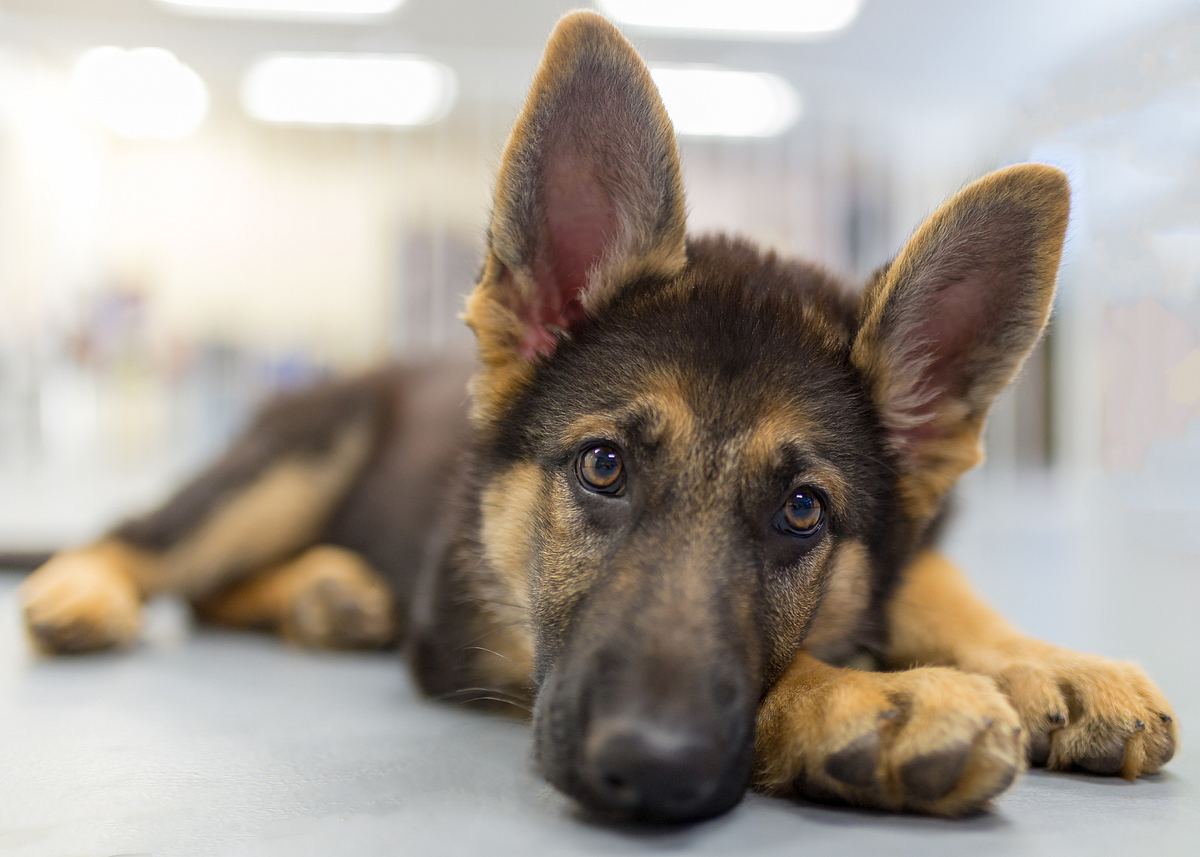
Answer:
[534,646,756,823]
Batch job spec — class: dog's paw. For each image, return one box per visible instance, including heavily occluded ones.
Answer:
[21,549,142,654]
[990,648,1177,778]
[279,547,396,650]
[758,667,1025,815]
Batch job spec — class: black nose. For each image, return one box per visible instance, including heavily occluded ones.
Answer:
[582,717,728,821]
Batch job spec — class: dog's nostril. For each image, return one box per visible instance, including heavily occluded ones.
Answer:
[583,717,726,820]
[603,771,632,795]
[592,765,638,810]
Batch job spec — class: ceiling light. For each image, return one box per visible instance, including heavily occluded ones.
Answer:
[598,0,862,39]
[650,65,800,138]
[155,0,404,21]
[241,54,456,128]
[72,47,208,141]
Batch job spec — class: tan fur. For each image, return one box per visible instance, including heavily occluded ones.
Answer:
[21,540,148,653]
[852,164,1070,524]
[473,462,543,696]
[150,420,373,596]
[628,385,698,452]
[803,540,870,655]
[464,264,540,426]
[462,612,537,703]
[756,650,1024,815]
[886,552,1178,778]
[480,462,541,609]
[464,11,688,426]
[194,545,395,649]
[558,370,696,454]
[20,418,373,654]
[744,406,854,513]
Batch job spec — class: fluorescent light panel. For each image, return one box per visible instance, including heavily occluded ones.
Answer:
[241,54,456,128]
[598,0,862,38]
[155,0,404,21]
[72,46,208,141]
[650,65,800,138]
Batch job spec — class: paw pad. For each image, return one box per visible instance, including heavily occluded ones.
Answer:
[824,732,880,788]
[900,743,972,801]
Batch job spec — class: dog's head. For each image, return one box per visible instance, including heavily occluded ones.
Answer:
[464,11,1069,822]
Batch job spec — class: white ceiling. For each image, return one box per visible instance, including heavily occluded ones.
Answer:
[2,0,1195,119]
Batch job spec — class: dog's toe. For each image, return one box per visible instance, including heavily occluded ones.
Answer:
[994,651,1178,778]
[759,666,1024,815]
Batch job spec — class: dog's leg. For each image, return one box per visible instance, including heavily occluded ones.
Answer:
[886,551,1178,778]
[192,545,396,650]
[755,651,1024,815]
[21,379,384,655]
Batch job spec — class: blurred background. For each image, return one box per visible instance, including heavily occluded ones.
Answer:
[1,0,1198,550]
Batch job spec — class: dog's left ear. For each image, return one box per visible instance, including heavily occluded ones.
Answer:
[465,11,686,422]
[852,164,1070,522]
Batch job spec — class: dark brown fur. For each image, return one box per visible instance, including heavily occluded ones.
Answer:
[20,9,1175,825]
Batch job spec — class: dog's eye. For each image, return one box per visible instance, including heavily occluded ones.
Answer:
[774,487,825,537]
[576,445,625,495]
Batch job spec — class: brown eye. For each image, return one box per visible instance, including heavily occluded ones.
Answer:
[577,445,624,494]
[775,487,825,537]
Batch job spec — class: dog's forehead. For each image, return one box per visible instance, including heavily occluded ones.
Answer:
[568,256,860,438]
[558,366,816,447]
[504,235,881,479]
[547,352,856,497]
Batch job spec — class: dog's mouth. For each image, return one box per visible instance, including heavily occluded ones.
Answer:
[532,663,757,823]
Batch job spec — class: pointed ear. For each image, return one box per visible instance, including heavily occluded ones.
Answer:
[464,11,686,421]
[852,164,1070,522]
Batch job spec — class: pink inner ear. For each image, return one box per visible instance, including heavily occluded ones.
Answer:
[896,273,994,443]
[518,151,617,360]
[914,277,989,396]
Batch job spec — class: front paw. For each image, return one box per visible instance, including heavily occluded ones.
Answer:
[279,548,397,650]
[22,549,142,654]
[757,666,1025,816]
[991,649,1177,778]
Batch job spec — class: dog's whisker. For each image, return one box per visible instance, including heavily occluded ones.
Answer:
[460,644,513,661]
[454,619,530,651]
[459,696,533,714]
[435,686,533,714]
[454,595,526,611]
[435,685,517,700]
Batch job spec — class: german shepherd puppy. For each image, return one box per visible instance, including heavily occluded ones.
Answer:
[20,11,1176,823]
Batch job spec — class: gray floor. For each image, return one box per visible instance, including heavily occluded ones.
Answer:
[2,482,1197,856]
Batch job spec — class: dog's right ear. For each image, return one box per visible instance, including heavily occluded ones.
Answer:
[852,164,1070,525]
[465,11,686,423]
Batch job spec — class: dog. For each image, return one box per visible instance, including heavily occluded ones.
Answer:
[19,11,1176,823]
